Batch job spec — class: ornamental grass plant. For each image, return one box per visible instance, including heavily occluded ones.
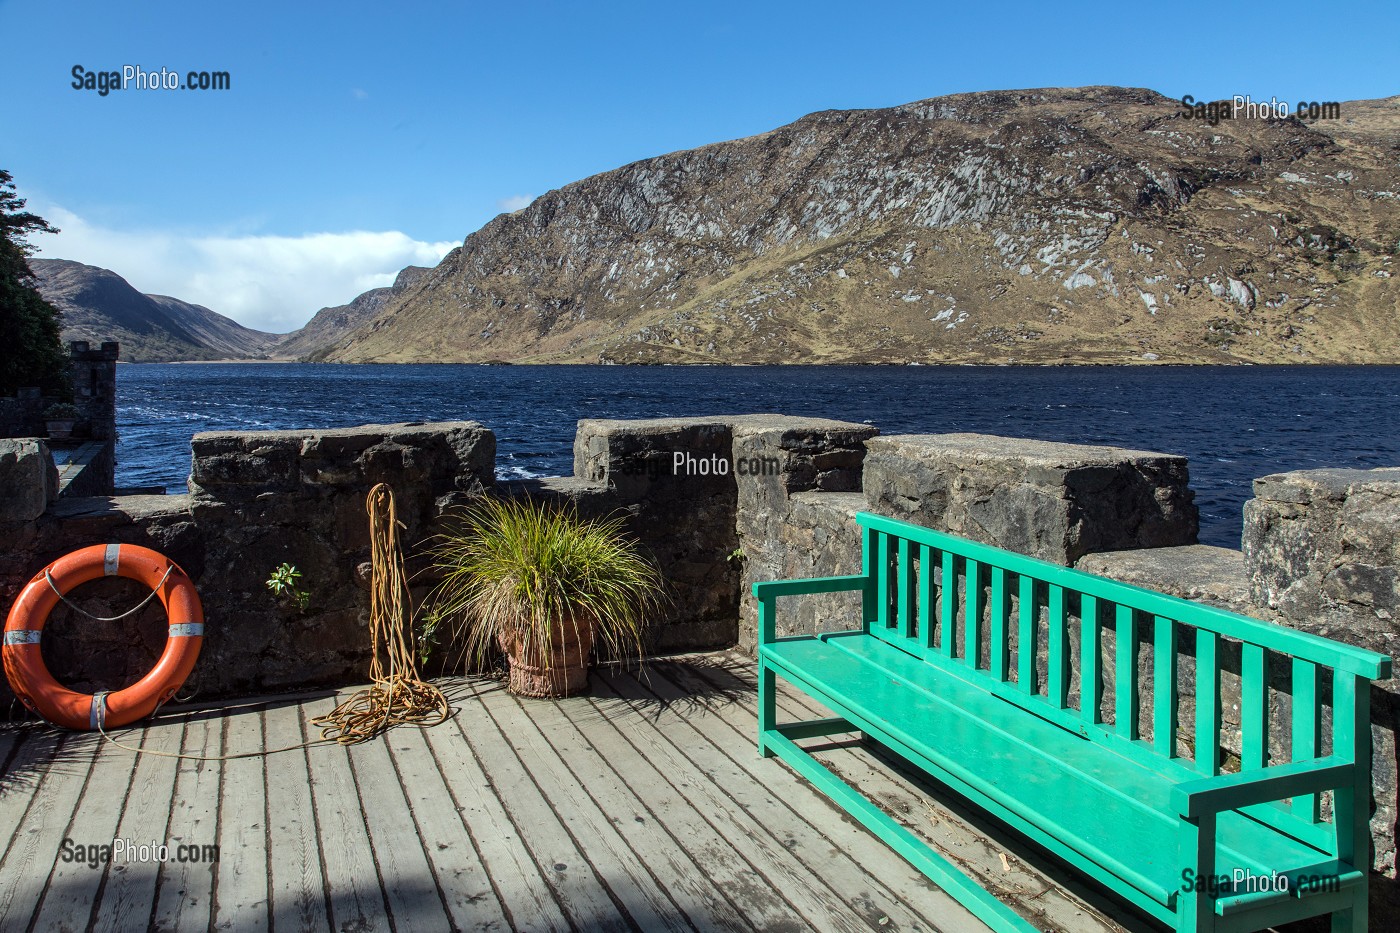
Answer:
[425,495,664,696]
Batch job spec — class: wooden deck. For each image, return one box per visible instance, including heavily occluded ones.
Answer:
[0,653,1161,933]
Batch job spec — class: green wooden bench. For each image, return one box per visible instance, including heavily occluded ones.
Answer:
[755,511,1391,933]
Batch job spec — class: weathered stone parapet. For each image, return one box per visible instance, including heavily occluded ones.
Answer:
[740,490,867,649]
[1076,545,1267,619]
[183,422,495,696]
[729,416,878,650]
[572,414,878,652]
[1242,467,1400,889]
[1244,467,1400,659]
[0,438,58,523]
[863,433,1199,565]
[573,417,744,651]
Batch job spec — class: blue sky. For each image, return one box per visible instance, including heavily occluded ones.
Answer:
[2,0,1395,333]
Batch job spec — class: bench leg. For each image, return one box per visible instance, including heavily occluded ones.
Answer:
[1176,812,1217,933]
[758,660,777,758]
[1331,905,1365,933]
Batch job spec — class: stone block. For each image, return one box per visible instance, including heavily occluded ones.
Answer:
[739,491,867,650]
[1242,467,1400,883]
[0,438,58,522]
[572,417,743,651]
[863,433,1198,565]
[1244,467,1400,657]
[730,416,877,650]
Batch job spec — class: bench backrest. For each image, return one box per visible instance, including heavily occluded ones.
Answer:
[856,511,1391,846]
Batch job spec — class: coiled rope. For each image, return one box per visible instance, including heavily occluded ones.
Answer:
[310,483,450,744]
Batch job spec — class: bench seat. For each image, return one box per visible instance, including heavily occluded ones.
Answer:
[762,631,1360,923]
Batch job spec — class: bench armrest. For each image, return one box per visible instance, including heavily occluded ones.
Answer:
[1172,756,1351,819]
[752,575,871,599]
[753,575,870,645]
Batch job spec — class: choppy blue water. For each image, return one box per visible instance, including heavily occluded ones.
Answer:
[116,363,1400,549]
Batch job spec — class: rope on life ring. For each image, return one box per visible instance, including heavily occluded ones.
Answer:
[3,543,204,731]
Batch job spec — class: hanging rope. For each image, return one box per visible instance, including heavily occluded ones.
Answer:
[310,483,450,744]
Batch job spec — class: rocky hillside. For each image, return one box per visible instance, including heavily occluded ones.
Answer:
[32,259,278,362]
[324,86,1399,365]
[271,266,428,360]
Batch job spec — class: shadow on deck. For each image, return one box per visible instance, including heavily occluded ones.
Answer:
[1,652,1190,932]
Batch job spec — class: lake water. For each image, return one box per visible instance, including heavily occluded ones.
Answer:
[116,363,1400,550]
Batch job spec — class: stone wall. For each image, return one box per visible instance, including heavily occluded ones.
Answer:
[0,391,45,440]
[863,433,1199,564]
[1,423,494,704]
[572,417,742,650]
[1243,468,1400,899]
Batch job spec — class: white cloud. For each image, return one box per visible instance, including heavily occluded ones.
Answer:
[496,194,535,213]
[30,206,457,334]
[352,88,369,100]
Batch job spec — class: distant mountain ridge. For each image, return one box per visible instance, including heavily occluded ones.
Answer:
[31,259,279,362]
[319,86,1400,365]
[270,266,429,360]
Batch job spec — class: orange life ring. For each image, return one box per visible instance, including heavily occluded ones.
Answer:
[3,543,203,730]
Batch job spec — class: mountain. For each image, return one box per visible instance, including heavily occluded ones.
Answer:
[322,86,1399,365]
[270,266,428,360]
[31,259,278,362]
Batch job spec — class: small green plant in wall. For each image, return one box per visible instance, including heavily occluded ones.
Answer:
[266,562,310,612]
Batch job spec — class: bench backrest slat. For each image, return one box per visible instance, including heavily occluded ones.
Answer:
[1153,617,1178,759]
[1046,585,1068,708]
[1196,629,1222,776]
[1115,605,1139,741]
[1292,658,1323,822]
[989,566,1009,681]
[1016,574,1035,693]
[897,538,915,641]
[1241,644,1269,771]
[1080,594,1102,724]
[966,559,985,671]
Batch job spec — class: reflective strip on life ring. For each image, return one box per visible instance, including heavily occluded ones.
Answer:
[2,543,204,730]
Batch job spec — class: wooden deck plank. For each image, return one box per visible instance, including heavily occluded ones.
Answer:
[422,697,571,933]
[506,681,757,932]
[453,684,633,933]
[151,711,227,933]
[299,695,390,933]
[592,671,889,933]
[477,684,695,933]
[344,715,453,933]
[385,722,511,932]
[0,731,100,931]
[604,666,961,933]
[0,729,62,860]
[656,659,998,929]
[29,726,145,933]
[262,700,330,933]
[549,680,807,933]
[213,706,270,933]
[91,717,187,933]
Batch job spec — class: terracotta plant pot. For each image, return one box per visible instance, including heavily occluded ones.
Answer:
[498,615,596,698]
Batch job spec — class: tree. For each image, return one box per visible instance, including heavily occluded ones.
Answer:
[1,169,69,397]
